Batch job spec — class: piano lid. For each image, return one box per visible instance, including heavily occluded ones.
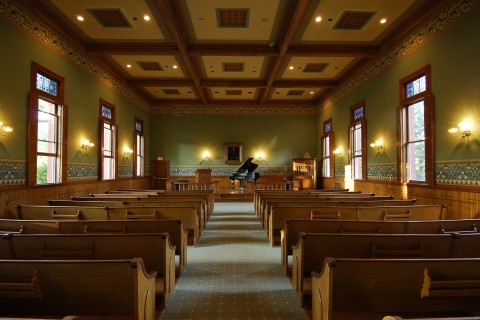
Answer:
[233,157,258,173]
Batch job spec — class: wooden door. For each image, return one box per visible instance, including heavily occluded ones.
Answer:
[151,160,170,190]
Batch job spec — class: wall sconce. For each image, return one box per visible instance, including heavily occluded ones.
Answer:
[333,148,342,157]
[124,146,133,155]
[256,152,265,161]
[81,139,94,150]
[0,121,13,136]
[449,121,472,138]
[370,140,383,151]
[199,151,210,165]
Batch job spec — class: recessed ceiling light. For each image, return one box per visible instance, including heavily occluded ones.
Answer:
[380,18,387,23]
[262,17,268,21]
[126,64,131,68]
[173,65,177,69]
[215,91,219,94]
[187,91,192,94]
[144,15,150,21]
[315,16,321,22]
[248,92,252,94]
[198,16,203,20]
[275,92,280,94]
[77,15,84,21]
[289,66,294,69]
[310,91,314,94]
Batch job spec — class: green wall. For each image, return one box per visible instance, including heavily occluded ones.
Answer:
[150,115,317,167]
[318,8,480,164]
[0,18,150,165]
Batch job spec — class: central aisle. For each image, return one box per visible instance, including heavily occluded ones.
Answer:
[161,202,308,319]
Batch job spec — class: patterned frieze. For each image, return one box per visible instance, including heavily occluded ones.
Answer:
[0,159,26,185]
[67,163,98,181]
[367,163,398,181]
[436,159,480,186]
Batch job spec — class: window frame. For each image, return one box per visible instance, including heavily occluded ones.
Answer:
[397,64,434,186]
[348,100,367,181]
[27,62,68,186]
[321,118,334,178]
[133,117,145,178]
[99,99,118,181]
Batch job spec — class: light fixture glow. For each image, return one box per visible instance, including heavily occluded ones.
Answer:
[124,146,133,155]
[315,16,321,22]
[380,18,387,23]
[81,139,94,150]
[173,65,177,69]
[333,148,342,156]
[370,140,383,150]
[310,91,314,94]
[255,152,265,161]
[126,64,131,68]
[0,121,13,136]
[77,16,84,21]
[144,15,150,21]
[449,120,473,138]
[289,66,294,69]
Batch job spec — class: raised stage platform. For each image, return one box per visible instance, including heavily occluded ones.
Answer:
[215,188,254,202]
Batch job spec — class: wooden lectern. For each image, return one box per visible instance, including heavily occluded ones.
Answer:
[195,168,212,184]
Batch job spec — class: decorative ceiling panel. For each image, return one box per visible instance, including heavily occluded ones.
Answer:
[281,57,355,79]
[210,88,258,100]
[201,56,265,79]
[111,55,184,77]
[146,87,197,99]
[270,88,321,100]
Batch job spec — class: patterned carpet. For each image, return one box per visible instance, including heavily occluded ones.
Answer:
[160,202,308,320]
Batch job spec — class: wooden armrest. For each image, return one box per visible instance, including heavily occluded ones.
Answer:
[340,226,382,234]
[51,210,80,220]
[422,268,480,297]
[0,225,24,234]
[40,241,95,259]
[84,225,127,234]
[384,210,411,220]
[125,210,157,219]
[0,270,42,299]
[371,241,424,258]
[440,224,477,234]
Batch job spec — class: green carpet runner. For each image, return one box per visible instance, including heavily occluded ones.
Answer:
[161,202,308,319]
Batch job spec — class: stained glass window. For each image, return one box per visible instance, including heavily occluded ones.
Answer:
[325,122,332,133]
[353,106,364,120]
[102,105,112,119]
[406,75,426,98]
[135,121,142,132]
[36,73,57,96]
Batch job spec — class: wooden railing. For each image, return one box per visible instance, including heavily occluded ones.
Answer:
[254,181,294,191]
[169,181,219,194]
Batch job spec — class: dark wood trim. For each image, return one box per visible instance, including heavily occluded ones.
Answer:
[348,100,367,181]
[154,0,189,54]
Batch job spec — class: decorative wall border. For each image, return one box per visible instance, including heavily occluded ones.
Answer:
[367,163,398,181]
[319,0,480,112]
[118,165,133,178]
[170,166,293,176]
[0,0,151,114]
[152,105,318,116]
[334,165,345,177]
[436,159,480,186]
[67,163,98,181]
[0,159,26,185]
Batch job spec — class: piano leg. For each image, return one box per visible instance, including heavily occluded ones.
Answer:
[231,179,235,189]
[239,180,245,190]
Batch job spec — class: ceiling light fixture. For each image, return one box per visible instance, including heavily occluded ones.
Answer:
[310,92,314,94]
[262,17,268,21]
[77,16,84,21]
[144,15,150,21]
[289,66,294,69]
[198,16,203,20]
[173,65,177,69]
[380,18,387,23]
[315,16,321,22]
[126,64,131,68]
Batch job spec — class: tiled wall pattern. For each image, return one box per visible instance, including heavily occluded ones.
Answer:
[436,159,480,186]
[367,163,398,181]
[0,159,26,185]
[170,166,293,176]
[1,159,479,186]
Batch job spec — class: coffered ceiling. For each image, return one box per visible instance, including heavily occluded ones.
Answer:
[22,0,444,112]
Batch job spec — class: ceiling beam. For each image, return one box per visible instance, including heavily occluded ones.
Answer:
[276,0,312,56]
[154,0,189,54]
[86,43,180,55]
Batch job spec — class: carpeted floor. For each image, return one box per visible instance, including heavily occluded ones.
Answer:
[160,202,308,320]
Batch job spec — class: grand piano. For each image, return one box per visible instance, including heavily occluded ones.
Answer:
[228,157,260,189]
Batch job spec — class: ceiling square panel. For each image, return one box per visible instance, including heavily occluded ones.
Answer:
[270,88,322,100]
[111,55,185,77]
[281,57,355,79]
[146,87,197,99]
[49,0,164,40]
[185,0,280,41]
[300,0,418,42]
[210,88,258,100]
[201,56,265,79]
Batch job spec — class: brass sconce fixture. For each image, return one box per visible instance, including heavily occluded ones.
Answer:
[0,121,13,136]
[199,151,210,165]
[370,140,383,151]
[448,121,472,138]
[81,139,94,150]
[256,152,265,161]
[333,148,342,157]
[124,146,133,155]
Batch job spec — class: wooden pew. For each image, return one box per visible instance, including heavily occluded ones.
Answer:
[0,218,188,277]
[0,258,156,319]
[311,258,480,320]
[48,199,126,207]
[292,232,462,307]
[268,206,360,246]
[281,218,480,276]
[2,232,176,308]
[16,205,108,220]
[106,206,200,246]
[357,205,446,221]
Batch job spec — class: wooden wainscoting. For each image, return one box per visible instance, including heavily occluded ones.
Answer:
[0,177,150,219]
[355,180,480,220]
